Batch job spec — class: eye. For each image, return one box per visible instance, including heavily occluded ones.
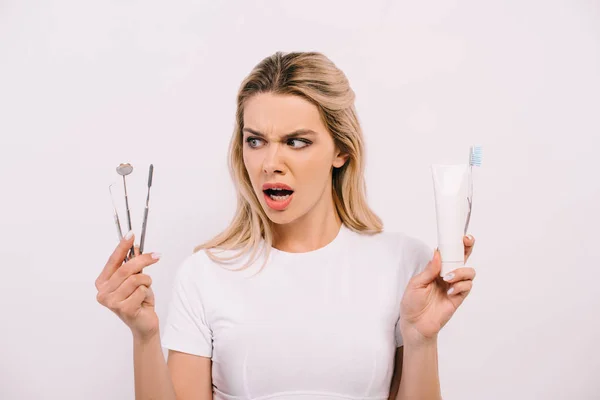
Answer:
[245,136,265,149]
[287,138,311,149]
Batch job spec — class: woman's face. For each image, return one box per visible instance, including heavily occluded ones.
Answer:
[242,92,347,225]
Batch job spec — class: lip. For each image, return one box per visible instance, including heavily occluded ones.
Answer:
[262,182,294,211]
[262,182,294,191]
[263,191,294,211]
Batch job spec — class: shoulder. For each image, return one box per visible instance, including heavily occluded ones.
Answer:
[174,246,266,283]
[168,248,246,305]
[346,228,433,277]
[388,231,433,272]
[169,251,209,291]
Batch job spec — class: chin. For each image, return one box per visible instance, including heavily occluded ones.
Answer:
[263,207,298,226]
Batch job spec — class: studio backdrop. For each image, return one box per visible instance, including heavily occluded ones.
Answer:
[0,1,598,399]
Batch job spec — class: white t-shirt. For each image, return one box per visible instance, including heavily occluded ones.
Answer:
[161,223,433,400]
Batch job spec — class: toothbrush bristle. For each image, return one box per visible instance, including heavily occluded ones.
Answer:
[470,146,483,167]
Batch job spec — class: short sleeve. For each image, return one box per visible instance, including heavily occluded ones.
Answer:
[161,255,213,357]
[394,236,434,347]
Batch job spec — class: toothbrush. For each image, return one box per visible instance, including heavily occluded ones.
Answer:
[464,145,482,235]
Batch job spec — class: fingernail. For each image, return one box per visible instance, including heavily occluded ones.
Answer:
[151,252,162,260]
[467,234,474,241]
[124,230,134,240]
[443,272,455,281]
[447,287,455,295]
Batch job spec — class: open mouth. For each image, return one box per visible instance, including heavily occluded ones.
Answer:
[263,188,294,201]
[262,182,295,211]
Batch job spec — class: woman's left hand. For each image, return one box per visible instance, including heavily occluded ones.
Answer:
[399,235,476,344]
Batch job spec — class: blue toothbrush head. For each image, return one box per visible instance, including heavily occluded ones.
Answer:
[469,145,483,167]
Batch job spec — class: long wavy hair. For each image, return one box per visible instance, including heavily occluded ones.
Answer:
[193,51,383,270]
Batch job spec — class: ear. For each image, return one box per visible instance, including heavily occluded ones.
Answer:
[333,150,349,169]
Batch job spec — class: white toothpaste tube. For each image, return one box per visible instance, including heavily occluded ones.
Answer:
[431,164,470,277]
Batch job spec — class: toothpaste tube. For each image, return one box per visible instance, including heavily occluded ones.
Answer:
[431,164,470,277]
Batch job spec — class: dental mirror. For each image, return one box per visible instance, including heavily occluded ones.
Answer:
[116,163,135,259]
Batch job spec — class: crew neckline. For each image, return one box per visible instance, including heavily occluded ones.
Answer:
[269,223,349,260]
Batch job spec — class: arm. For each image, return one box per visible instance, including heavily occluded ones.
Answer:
[133,333,213,400]
[388,347,404,400]
[133,333,177,400]
[158,255,214,398]
[394,326,441,400]
[388,341,441,400]
[167,349,213,399]
[390,235,476,400]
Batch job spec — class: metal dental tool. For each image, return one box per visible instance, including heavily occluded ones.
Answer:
[109,183,124,241]
[116,163,135,260]
[138,164,154,255]
[109,183,129,262]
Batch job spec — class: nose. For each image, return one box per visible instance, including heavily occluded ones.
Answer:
[262,143,285,175]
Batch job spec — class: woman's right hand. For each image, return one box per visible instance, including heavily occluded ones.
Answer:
[95,231,162,341]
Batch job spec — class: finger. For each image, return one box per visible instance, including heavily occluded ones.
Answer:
[119,285,149,319]
[128,243,140,262]
[111,273,153,302]
[413,249,441,287]
[101,252,161,293]
[463,235,475,261]
[447,280,473,296]
[95,231,135,289]
[144,285,155,307]
[463,234,475,247]
[126,243,140,262]
[442,267,476,283]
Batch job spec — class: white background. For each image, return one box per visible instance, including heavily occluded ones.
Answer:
[1,1,598,399]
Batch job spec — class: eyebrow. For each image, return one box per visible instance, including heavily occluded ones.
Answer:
[242,128,318,140]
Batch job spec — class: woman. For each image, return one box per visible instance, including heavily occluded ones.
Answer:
[95,51,477,400]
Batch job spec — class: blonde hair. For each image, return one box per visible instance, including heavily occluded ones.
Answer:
[193,51,383,269]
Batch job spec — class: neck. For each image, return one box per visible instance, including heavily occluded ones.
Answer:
[271,190,342,253]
